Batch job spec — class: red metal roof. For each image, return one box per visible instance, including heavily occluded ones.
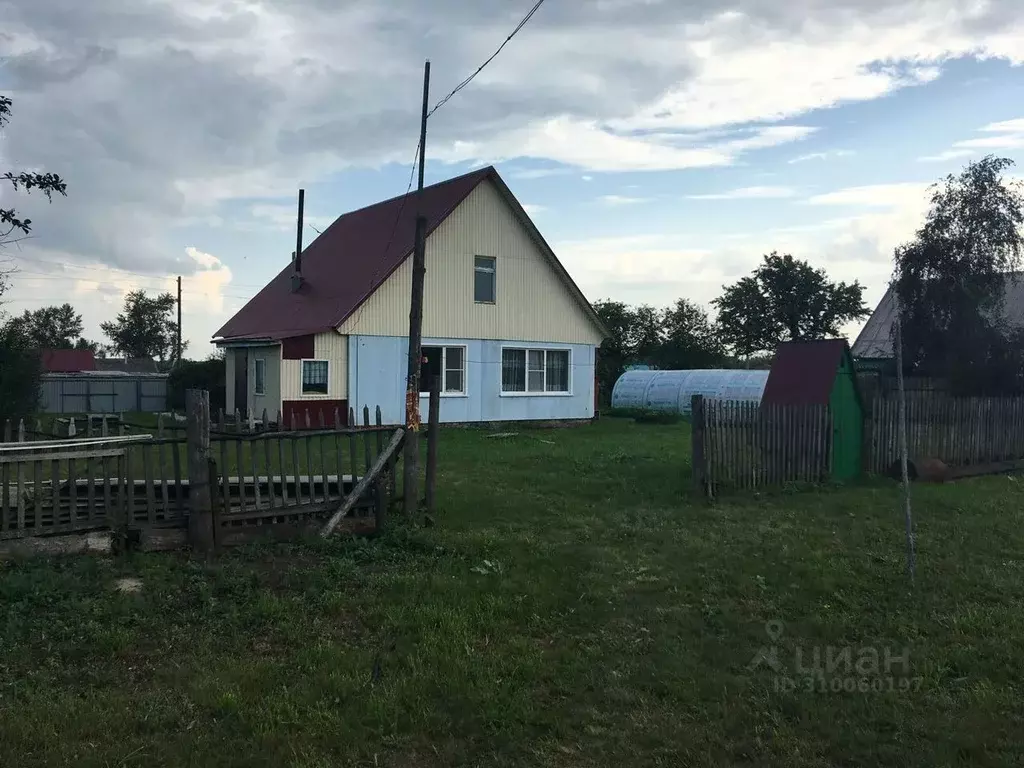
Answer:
[761,339,850,405]
[40,349,97,373]
[214,167,495,341]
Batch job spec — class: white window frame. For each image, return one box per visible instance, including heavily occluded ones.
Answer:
[499,345,573,397]
[300,358,331,395]
[253,358,266,396]
[419,344,468,398]
[474,255,496,304]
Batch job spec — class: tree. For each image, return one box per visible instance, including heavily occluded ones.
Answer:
[1,96,66,246]
[659,298,726,369]
[713,252,868,356]
[894,155,1024,394]
[10,303,88,349]
[101,290,183,363]
[593,300,636,404]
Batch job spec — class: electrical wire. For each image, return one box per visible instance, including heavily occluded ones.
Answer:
[426,0,548,119]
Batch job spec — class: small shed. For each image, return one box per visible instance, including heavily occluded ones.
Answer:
[761,339,863,480]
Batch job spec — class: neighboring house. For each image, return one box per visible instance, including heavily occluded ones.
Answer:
[213,166,607,425]
[852,279,1024,369]
[41,349,97,373]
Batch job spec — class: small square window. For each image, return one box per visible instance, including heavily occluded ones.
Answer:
[474,256,496,303]
[301,360,329,394]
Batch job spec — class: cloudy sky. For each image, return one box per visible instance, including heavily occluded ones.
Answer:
[2,0,1024,354]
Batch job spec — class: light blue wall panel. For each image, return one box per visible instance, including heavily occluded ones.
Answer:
[348,335,595,424]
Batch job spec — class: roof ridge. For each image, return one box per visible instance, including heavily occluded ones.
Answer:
[325,165,494,222]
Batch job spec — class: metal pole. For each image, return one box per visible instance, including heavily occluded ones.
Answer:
[403,59,430,515]
[894,292,916,581]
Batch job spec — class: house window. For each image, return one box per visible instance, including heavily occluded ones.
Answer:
[501,348,570,393]
[301,360,329,394]
[420,346,466,394]
[254,359,266,396]
[474,256,496,303]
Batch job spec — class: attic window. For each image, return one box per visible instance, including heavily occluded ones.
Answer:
[474,256,496,303]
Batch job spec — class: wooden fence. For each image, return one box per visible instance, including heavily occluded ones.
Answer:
[866,393,1024,472]
[1,405,400,544]
[692,397,832,495]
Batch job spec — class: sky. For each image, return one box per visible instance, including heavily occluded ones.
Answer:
[2,0,1024,356]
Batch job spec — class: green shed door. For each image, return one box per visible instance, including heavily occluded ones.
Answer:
[829,355,863,481]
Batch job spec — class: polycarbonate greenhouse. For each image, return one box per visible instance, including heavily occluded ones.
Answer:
[611,369,770,415]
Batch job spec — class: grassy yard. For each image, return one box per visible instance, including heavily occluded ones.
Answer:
[3,418,1024,766]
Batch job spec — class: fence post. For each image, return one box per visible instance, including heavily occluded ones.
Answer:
[691,395,708,496]
[425,375,441,515]
[186,389,215,556]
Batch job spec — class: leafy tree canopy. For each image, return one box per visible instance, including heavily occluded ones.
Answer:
[100,290,184,364]
[9,303,95,350]
[894,155,1024,394]
[713,252,868,356]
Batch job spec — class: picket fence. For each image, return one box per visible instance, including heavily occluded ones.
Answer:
[866,393,1024,472]
[692,398,832,494]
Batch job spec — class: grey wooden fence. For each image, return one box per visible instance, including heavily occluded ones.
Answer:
[692,397,832,494]
[866,393,1024,472]
[1,406,399,542]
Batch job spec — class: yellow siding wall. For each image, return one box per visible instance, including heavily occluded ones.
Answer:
[337,180,603,344]
[280,331,348,400]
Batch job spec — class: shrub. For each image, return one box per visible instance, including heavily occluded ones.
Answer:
[0,320,40,423]
[168,359,226,412]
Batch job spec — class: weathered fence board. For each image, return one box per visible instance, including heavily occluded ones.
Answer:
[692,397,832,494]
[865,392,1024,472]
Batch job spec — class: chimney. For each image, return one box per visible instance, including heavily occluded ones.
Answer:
[291,188,305,292]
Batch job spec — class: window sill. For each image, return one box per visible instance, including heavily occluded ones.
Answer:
[253,391,266,397]
[499,391,573,398]
[474,300,496,305]
[419,392,468,398]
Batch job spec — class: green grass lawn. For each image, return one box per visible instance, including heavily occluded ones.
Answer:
[3,418,1024,766]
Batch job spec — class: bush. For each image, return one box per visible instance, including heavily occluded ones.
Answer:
[605,407,687,425]
[168,358,226,412]
[0,320,40,423]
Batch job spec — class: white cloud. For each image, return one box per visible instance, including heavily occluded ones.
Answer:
[919,116,1024,161]
[919,148,977,162]
[599,194,649,206]
[789,149,855,163]
[688,185,797,200]
[806,182,930,208]
[521,203,547,215]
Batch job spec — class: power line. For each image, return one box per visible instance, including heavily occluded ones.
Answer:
[426,0,548,119]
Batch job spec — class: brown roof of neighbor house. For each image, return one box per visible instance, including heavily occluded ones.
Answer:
[214,166,605,342]
[761,339,850,405]
[40,349,96,373]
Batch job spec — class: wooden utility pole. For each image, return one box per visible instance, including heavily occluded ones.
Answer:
[176,275,182,365]
[894,294,916,582]
[403,59,431,515]
[186,389,215,555]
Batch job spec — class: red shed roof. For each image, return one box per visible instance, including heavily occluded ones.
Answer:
[214,166,605,342]
[41,349,97,373]
[761,339,851,405]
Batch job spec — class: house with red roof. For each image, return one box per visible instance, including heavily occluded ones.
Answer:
[213,166,606,425]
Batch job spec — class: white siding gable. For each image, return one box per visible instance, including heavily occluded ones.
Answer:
[337,179,603,345]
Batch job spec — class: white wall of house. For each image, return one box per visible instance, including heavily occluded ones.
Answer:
[280,330,348,401]
[336,179,604,345]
